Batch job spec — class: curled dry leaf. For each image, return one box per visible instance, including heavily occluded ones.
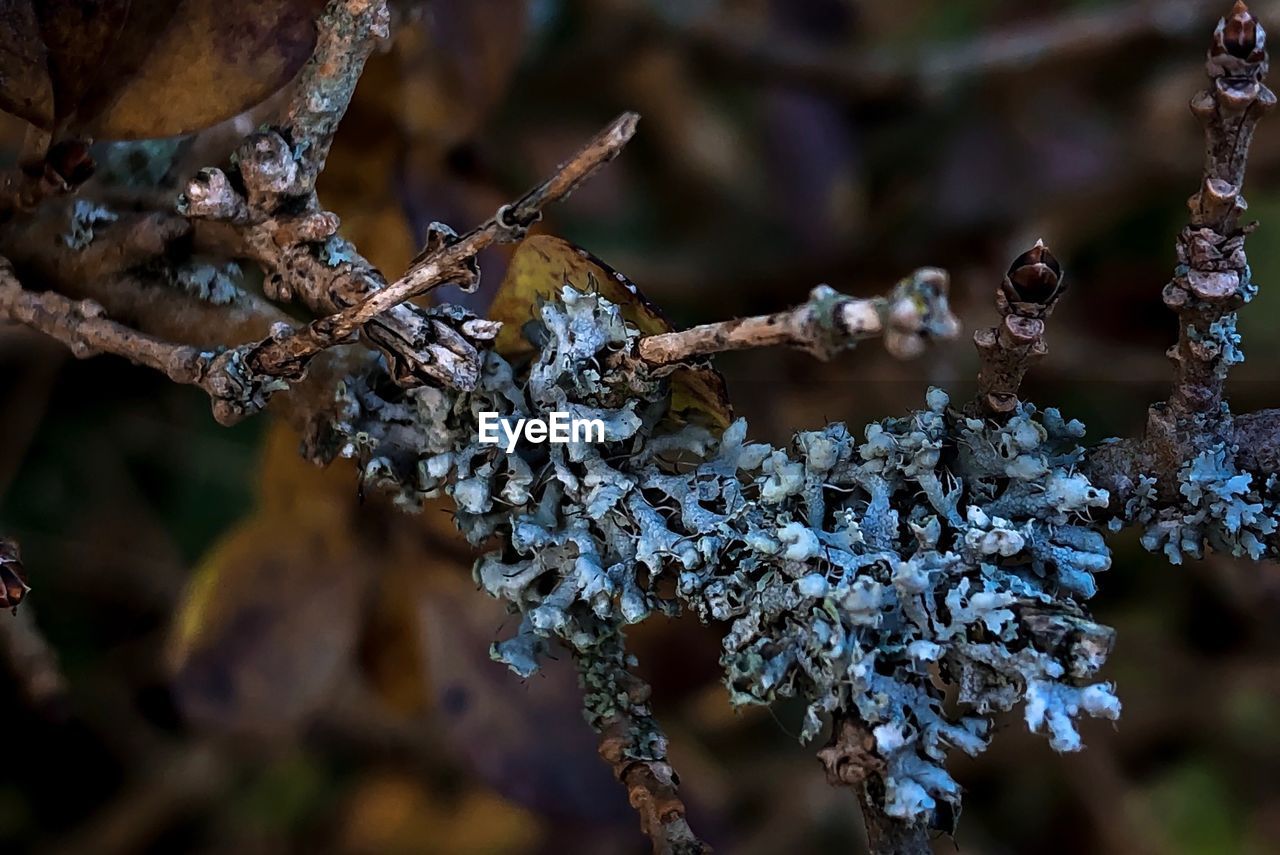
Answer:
[0,0,324,140]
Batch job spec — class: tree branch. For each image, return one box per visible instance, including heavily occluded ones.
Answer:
[1163,0,1273,420]
[0,259,213,386]
[1084,1,1278,512]
[0,257,304,424]
[286,0,391,188]
[173,0,506,394]
[633,267,957,367]
[243,113,640,379]
[0,206,367,435]
[577,627,709,855]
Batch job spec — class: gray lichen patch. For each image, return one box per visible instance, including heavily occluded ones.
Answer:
[171,260,243,305]
[62,200,118,250]
[1123,444,1279,564]
[327,286,1122,826]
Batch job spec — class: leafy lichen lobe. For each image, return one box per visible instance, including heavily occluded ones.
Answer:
[330,287,1121,823]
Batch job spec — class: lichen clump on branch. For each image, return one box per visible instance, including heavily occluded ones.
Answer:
[331,286,1121,824]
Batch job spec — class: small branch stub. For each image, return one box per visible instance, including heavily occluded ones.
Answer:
[972,240,1065,416]
[819,715,931,855]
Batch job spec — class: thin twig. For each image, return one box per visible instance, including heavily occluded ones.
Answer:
[0,259,212,387]
[1164,0,1272,420]
[577,626,709,855]
[0,258,296,426]
[818,715,931,855]
[1085,1,1277,511]
[633,268,957,367]
[245,113,640,377]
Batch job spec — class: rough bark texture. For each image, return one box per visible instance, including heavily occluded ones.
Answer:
[578,629,710,855]
[2,3,1279,855]
[1082,0,1275,513]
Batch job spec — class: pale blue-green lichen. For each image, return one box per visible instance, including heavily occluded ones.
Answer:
[318,235,360,267]
[171,261,243,305]
[1127,446,1279,564]
[1187,315,1245,379]
[63,200,118,250]
[328,287,1121,826]
[91,139,186,188]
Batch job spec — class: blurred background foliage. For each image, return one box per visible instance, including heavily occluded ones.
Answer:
[4,0,1280,852]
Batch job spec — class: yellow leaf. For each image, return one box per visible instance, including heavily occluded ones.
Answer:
[490,234,732,432]
[256,417,358,527]
[167,514,368,736]
[341,772,542,855]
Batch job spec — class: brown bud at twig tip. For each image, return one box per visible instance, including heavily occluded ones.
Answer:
[972,242,1066,417]
[1217,1,1266,61]
[0,538,29,614]
[999,240,1064,316]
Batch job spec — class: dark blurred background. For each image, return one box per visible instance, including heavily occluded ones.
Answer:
[4,0,1280,852]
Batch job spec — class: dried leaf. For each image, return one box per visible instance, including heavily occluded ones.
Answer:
[34,0,131,123]
[340,771,543,855]
[490,234,733,431]
[418,577,635,825]
[167,423,369,736]
[0,0,323,140]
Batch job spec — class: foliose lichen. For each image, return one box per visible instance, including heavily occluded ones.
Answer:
[328,287,1122,825]
[1125,445,1279,564]
[62,200,118,250]
[171,261,243,305]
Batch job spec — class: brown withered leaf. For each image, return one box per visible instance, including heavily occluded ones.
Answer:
[167,423,369,736]
[34,0,131,124]
[0,0,323,140]
[417,577,635,825]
